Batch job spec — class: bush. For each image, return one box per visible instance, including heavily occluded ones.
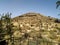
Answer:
[55,19,60,23]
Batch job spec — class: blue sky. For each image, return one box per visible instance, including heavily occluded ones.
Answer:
[0,0,59,18]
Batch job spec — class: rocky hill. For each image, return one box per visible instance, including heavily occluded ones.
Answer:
[0,12,60,45]
[3,12,60,45]
[12,12,60,42]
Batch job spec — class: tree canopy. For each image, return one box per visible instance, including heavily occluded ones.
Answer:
[0,13,14,40]
[56,1,60,9]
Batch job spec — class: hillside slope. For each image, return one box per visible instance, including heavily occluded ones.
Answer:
[12,13,60,42]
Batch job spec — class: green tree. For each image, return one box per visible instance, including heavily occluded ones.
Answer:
[56,1,60,9]
[2,13,15,45]
[0,15,4,40]
[0,13,15,44]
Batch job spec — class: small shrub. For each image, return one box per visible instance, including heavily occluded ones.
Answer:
[55,19,60,23]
